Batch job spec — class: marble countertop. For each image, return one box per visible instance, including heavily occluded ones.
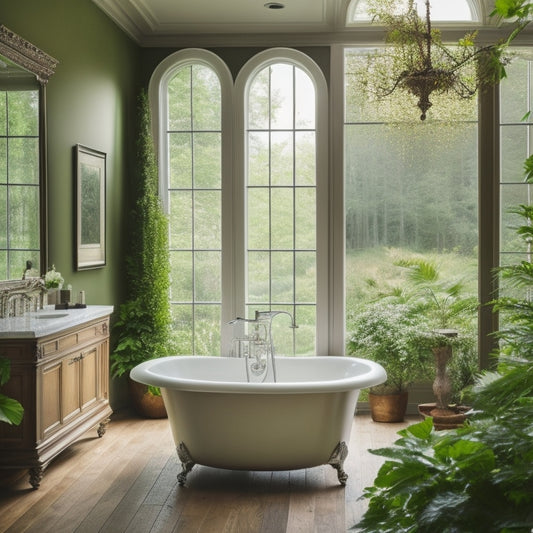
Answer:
[0,305,114,339]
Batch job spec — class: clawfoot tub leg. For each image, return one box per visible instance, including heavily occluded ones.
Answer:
[177,442,195,486]
[328,441,349,485]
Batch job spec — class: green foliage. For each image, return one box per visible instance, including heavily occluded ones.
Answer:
[354,162,533,533]
[111,90,174,378]
[0,357,23,426]
[347,254,478,398]
[347,301,432,392]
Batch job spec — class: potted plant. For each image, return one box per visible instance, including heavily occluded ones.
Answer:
[347,300,431,422]
[111,90,174,419]
[395,258,478,428]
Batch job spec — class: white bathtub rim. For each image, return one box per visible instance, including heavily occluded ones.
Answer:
[130,355,386,394]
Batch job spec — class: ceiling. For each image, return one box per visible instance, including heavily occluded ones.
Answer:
[91,0,367,46]
[91,0,509,47]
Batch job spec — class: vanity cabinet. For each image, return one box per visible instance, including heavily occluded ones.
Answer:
[0,308,113,488]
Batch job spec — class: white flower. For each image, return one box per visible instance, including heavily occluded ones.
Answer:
[44,265,64,289]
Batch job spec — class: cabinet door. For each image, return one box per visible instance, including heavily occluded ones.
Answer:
[61,355,81,423]
[42,361,62,437]
[80,346,98,410]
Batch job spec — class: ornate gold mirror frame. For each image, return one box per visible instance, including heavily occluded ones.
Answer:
[0,25,58,85]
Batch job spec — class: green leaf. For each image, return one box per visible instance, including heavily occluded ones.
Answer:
[398,416,434,440]
[0,393,24,425]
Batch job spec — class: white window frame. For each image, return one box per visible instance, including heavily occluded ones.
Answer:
[150,48,334,356]
[234,48,330,355]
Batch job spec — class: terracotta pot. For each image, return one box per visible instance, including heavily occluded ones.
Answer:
[418,402,470,430]
[128,378,167,419]
[369,390,408,423]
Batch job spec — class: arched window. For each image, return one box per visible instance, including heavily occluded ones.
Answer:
[235,49,329,355]
[347,0,480,23]
[149,50,233,355]
[150,48,329,356]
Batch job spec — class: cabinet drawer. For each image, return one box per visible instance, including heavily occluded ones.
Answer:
[40,319,109,358]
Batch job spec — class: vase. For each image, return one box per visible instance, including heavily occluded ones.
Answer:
[46,288,60,306]
[128,378,167,419]
[369,390,408,423]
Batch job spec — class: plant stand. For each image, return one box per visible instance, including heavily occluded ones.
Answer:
[419,329,470,430]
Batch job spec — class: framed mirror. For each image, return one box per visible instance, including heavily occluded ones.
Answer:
[0,25,57,281]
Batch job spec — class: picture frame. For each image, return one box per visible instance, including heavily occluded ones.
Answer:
[75,144,106,270]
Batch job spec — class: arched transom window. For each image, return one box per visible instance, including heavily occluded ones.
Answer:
[347,0,479,23]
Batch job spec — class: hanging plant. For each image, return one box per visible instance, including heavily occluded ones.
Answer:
[355,0,533,120]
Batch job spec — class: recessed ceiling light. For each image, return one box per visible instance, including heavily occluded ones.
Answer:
[264,2,285,9]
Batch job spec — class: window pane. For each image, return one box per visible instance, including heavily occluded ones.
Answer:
[501,125,529,183]
[248,132,269,186]
[0,251,6,280]
[0,185,5,247]
[271,251,294,302]
[271,131,293,186]
[193,132,221,188]
[194,251,221,302]
[172,304,193,353]
[8,91,38,136]
[9,185,39,249]
[169,190,192,249]
[295,251,316,302]
[170,251,193,301]
[500,60,530,124]
[270,64,293,130]
[248,251,270,303]
[194,190,221,249]
[248,187,269,250]
[295,69,315,129]
[295,187,316,249]
[500,184,531,253]
[0,92,5,136]
[9,138,39,185]
[271,188,293,249]
[0,139,5,183]
[168,133,192,189]
[194,304,221,355]
[192,66,221,131]
[295,131,315,186]
[349,0,474,22]
[168,68,191,131]
[248,68,270,130]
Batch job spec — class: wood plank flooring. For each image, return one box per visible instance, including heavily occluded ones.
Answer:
[0,411,416,533]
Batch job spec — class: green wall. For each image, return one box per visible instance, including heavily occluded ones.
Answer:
[2,0,141,407]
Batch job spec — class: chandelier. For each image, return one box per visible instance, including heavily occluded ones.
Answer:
[362,0,533,120]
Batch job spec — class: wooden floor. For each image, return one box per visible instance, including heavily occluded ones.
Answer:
[0,410,416,533]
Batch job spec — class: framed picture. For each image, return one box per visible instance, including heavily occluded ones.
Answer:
[75,144,106,270]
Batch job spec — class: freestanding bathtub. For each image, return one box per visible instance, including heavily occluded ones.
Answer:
[130,355,386,485]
